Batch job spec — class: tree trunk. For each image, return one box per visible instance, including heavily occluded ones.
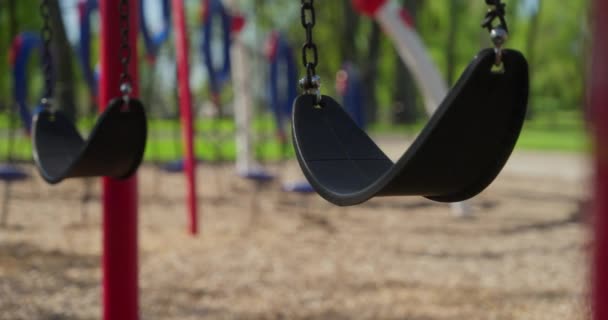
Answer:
[361,22,382,124]
[393,0,421,124]
[341,0,359,62]
[446,0,462,86]
[1,0,19,111]
[582,0,593,123]
[48,0,77,122]
[526,0,542,79]
[525,0,542,120]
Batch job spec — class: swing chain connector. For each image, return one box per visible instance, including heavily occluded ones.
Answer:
[40,97,53,109]
[300,0,322,104]
[120,83,132,104]
[299,75,322,103]
[491,27,508,67]
[482,0,509,67]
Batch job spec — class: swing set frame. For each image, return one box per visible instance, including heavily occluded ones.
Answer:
[30,0,608,319]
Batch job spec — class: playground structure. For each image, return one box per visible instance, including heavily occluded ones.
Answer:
[172,0,198,235]
[2,0,478,222]
[264,31,316,194]
[0,7,31,226]
[10,32,44,133]
[228,0,274,181]
[76,0,99,102]
[18,0,146,318]
[0,0,603,320]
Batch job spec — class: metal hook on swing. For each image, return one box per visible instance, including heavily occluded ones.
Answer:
[482,0,509,69]
[299,74,322,105]
[40,97,53,108]
[491,27,508,68]
[121,82,132,105]
[299,0,322,105]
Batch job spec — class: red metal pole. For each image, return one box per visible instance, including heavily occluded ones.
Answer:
[172,0,199,235]
[99,0,139,319]
[592,0,608,318]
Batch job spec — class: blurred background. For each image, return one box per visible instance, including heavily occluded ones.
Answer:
[0,0,590,160]
[0,0,593,319]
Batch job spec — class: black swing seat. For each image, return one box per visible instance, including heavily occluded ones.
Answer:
[292,49,529,206]
[32,98,147,184]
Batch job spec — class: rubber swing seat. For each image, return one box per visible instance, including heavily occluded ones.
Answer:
[160,158,185,173]
[239,168,275,183]
[32,98,147,184]
[282,181,315,194]
[293,49,528,206]
[0,164,28,182]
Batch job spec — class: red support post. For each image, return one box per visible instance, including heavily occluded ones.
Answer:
[99,0,140,319]
[172,0,199,235]
[592,0,608,319]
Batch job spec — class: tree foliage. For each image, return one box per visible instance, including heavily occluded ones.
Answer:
[0,0,591,125]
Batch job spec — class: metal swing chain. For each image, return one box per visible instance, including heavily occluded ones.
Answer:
[482,0,509,66]
[119,0,133,99]
[299,0,321,103]
[40,0,54,107]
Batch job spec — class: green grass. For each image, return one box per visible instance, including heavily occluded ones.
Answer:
[0,114,293,162]
[516,125,589,152]
[370,111,590,153]
[143,136,292,162]
[0,111,590,163]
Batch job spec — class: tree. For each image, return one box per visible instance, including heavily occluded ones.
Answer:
[445,0,465,86]
[392,0,423,124]
[341,0,359,62]
[48,0,77,122]
[362,22,382,124]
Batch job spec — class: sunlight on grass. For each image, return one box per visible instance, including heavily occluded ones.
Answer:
[0,111,589,164]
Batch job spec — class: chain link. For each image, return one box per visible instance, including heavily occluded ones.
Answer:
[299,0,321,102]
[119,0,133,96]
[40,0,53,106]
[481,0,509,66]
[482,0,508,34]
[39,0,133,103]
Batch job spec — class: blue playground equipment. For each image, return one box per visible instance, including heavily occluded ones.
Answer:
[161,159,186,173]
[282,181,315,193]
[239,167,275,183]
[138,0,180,173]
[10,31,46,133]
[267,32,299,137]
[140,0,171,60]
[0,165,28,182]
[76,0,99,99]
[1,31,33,226]
[201,0,232,95]
[199,0,233,169]
[266,32,314,194]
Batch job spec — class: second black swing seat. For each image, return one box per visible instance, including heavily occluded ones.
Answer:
[32,98,147,184]
[292,49,529,206]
